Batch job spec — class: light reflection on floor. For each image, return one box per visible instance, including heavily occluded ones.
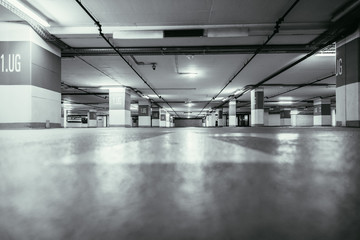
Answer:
[0,127,360,240]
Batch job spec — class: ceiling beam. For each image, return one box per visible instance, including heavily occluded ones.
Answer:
[61,44,312,57]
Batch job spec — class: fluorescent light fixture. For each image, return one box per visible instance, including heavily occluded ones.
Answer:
[234,89,243,95]
[7,0,50,27]
[142,95,150,99]
[315,53,336,57]
[99,86,125,90]
[278,101,293,105]
[207,28,249,38]
[113,30,163,39]
[130,104,138,110]
[278,96,293,101]
[179,72,198,78]
[222,97,229,102]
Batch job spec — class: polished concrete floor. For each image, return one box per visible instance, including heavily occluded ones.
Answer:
[1,127,360,240]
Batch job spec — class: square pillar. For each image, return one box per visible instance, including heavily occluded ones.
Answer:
[336,27,360,127]
[229,100,237,127]
[280,109,291,126]
[160,109,166,127]
[0,23,61,128]
[313,98,331,126]
[151,107,160,127]
[138,100,151,127]
[251,88,264,126]
[87,110,97,128]
[216,109,224,127]
[109,87,131,127]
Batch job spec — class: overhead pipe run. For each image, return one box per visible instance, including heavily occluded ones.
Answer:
[74,0,180,118]
[213,0,360,111]
[197,0,301,117]
[61,45,312,57]
[265,73,336,99]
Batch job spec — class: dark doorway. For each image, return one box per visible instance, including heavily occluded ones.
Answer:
[238,114,250,127]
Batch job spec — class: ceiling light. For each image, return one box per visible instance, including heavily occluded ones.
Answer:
[234,89,243,95]
[7,0,50,27]
[315,53,336,57]
[179,72,198,78]
[142,95,150,99]
[207,28,249,38]
[113,30,163,39]
[222,97,229,102]
[278,96,293,101]
[291,110,299,115]
[278,101,293,105]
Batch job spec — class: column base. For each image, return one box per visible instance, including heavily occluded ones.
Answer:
[0,122,61,129]
[252,124,264,127]
[109,124,132,128]
[346,121,360,127]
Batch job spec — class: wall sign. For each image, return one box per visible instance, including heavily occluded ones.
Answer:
[138,105,149,116]
[1,54,21,73]
[152,111,159,119]
[0,42,30,85]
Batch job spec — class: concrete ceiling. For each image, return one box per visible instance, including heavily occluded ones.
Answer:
[1,0,357,117]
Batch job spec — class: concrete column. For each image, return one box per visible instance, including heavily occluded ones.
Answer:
[109,87,131,127]
[280,109,291,126]
[251,88,264,126]
[63,109,68,128]
[222,108,228,126]
[336,27,360,127]
[210,111,215,127]
[331,107,336,127]
[216,109,224,127]
[170,116,174,127]
[87,110,97,128]
[0,23,61,129]
[166,112,171,127]
[313,98,331,126]
[151,107,160,127]
[229,100,237,127]
[160,109,166,127]
[138,100,151,127]
[264,108,269,126]
[61,107,65,128]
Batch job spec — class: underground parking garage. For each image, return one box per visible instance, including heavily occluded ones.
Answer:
[1,0,360,239]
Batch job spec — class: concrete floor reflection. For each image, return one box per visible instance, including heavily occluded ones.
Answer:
[0,127,360,239]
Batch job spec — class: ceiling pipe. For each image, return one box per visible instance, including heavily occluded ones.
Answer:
[74,0,180,118]
[214,1,360,110]
[265,73,336,99]
[197,0,301,117]
[61,82,107,100]
[61,44,312,57]
[130,56,157,70]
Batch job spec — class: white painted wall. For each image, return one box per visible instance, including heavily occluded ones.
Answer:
[229,116,236,127]
[152,119,160,127]
[109,110,131,127]
[139,116,151,127]
[346,82,360,121]
[314,115,332,126]
[295,115,313,126]
[268,114,280,126]
[251,109,264,126]
[0,85,61,125]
